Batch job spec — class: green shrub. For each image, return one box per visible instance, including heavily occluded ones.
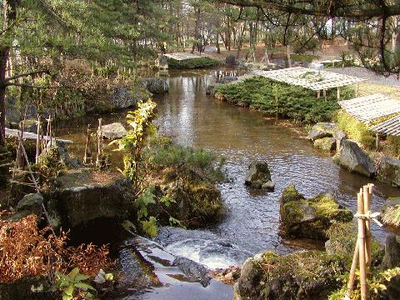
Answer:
[386,136,400,158]
[167,57,220,69]
[146,136,225,184]
[214,76,353,123]
[335,110,375,149]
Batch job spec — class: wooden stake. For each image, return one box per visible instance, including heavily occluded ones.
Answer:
[337,87,341,100]
[317,90,321,99]
[358,191,368,300]
[363,185,372,269]
[346,242,359,299]
[96,118,103,168]
[35,115,41,164]
[83,124,92,165]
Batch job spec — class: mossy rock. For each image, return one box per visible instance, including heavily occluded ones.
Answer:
[280,185,353,240]
[234,250,346,300]
[313,137,336,152]
[160,181,225,228]
[280,184,305,205]
[377,156,400,187]
[0,276,57,300]
[308,122,338,141]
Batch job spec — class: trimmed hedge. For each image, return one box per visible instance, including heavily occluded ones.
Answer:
[167,57,220,69]
[214,76,354,123]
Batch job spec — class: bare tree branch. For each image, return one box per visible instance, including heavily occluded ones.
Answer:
[5,69,50,82]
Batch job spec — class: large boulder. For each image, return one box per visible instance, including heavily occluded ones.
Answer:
[102,122,127,140]
[245,161,275,191]
[107,85,148,111]
[308,122,338,141]
[333,139,376,177]
[0,276,56,300]
[142,77,169,94]
[233,250,345,300]
[280,185,353,240]
[226,55,238,66]
[45,170,134,233]
[378,156,400,187]
[10,193,44,221]
[381,234,400,269]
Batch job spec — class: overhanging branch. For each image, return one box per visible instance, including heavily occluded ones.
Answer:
[5,69,50,82]
[216,0,400,20]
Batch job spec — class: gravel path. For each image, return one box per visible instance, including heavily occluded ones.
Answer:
[330,67,400,87]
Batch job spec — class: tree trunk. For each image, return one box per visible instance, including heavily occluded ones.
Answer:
[286,44,292,68]
[216,33,221,54]
[0,0,17,146]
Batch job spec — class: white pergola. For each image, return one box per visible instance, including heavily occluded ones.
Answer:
[338,94,400,123]
[253,67,365,99]
[371,115,400,136]
[164,52,211,61]
[338,94,400,137]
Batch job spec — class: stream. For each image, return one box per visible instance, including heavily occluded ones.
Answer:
[58,68,400,299]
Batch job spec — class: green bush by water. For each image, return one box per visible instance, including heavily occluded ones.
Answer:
[335,110,375,149]
[146,136,225,184]
[167,57,220,69]
[215,76,354,123]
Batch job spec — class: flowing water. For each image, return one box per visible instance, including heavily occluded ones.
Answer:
[58,68,400,299]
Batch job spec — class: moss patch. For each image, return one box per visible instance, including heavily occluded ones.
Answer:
[314,137,336,151]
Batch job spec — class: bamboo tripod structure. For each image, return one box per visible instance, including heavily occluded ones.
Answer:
[345,184,374,300]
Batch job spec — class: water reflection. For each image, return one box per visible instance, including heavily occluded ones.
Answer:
[154,70,399,256]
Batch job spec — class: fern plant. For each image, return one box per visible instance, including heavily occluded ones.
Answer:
[56,267,95,300]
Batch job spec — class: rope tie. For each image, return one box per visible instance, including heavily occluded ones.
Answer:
[354,211,383,227]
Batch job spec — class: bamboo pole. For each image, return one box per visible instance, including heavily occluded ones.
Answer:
[346,242,359,299]
[363,185,372,269]
[358,191,368,300]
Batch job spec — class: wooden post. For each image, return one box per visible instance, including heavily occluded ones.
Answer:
[323,89,327,101]
[35,115,41,164]
[337,87,341,100]
[48,115,53,148]
[83,124,92,165]
[96,118,103,168]
[317,90,321,99]
[375,133,379,150]
[358,191,368,300]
